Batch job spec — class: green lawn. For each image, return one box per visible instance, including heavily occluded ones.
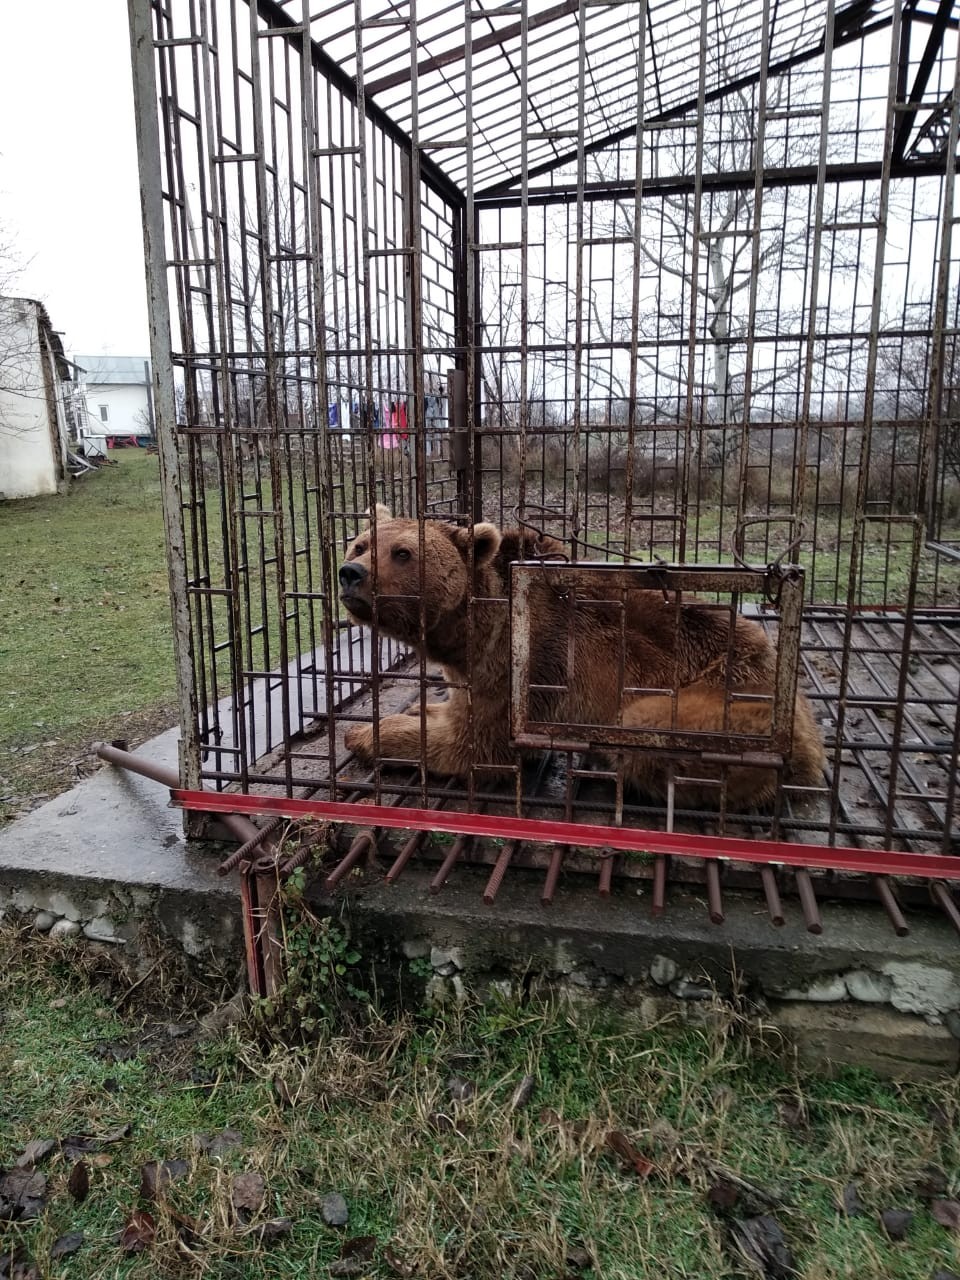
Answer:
[0,452,176,821]
[1,924,959,1280]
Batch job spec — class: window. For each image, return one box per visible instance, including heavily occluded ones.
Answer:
[99,405,109,422]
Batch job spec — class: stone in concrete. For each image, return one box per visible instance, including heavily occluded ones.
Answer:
[48,919,80,939]
[649,955,678,987]
[32,911,55,933]
[0,726,241,962]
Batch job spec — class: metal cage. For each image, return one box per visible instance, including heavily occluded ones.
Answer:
[128,0,960,913]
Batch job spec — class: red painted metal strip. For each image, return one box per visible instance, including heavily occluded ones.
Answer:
[170,788,960,881]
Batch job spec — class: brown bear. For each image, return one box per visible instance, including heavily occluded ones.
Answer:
[338,507,825,808]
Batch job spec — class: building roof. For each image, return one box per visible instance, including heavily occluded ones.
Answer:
[1,296,73,382]
[73,355,152,386]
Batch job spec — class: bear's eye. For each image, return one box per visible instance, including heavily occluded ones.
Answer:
[353,541,368,556]
[391,546,411,563]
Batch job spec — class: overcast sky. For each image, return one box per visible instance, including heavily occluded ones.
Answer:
[0,1,148,358]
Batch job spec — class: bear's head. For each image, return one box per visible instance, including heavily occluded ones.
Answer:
[339,506,502,648]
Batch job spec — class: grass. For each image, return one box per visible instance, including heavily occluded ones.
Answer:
[1,923,959,1279]
[0,452,176,822]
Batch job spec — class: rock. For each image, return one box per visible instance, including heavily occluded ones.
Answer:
[48,919,80,939]
[430,946,463,973]
[83,916,118,943]
[321,1192,349,1227]
[844,970,893,1004]
[670,979,713,1000]
[649,955,678,987]
[401,937,431,960]
[945,1010,960,1041]
[33,911,56,933]
[779,975,848,1003]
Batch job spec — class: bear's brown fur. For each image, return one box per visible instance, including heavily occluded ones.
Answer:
[338,508,825,807]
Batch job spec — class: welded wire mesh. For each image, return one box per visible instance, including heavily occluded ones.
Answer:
[130,0,960,865]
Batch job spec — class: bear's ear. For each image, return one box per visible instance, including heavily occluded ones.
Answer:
[453,521,502,566]
[364,503,393,527]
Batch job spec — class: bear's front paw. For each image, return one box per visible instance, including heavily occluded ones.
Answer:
[344,722,375,760]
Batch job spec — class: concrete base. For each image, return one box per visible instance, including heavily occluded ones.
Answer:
[0,727,957,1077]
[0,727,240,958]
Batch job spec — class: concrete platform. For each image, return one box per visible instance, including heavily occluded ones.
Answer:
[0,725,958,1077]
[0,727,241,957]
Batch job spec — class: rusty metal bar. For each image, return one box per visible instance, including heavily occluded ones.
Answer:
[705,860,724,926]
[652,856,668,917]
[324,829,376,891]
[218,817,286,877]
[795,869,823,936]
[598,852,615,898]
[873,876,909,938]
[931,881,960,937]
[484,841,519,904]
[760,866,785,927]
[541,846,565,906]
[430,834,470,894]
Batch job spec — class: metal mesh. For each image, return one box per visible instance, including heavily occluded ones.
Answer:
[129,0,960,872]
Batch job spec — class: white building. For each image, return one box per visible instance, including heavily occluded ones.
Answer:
[0,297,72,500]
[73,354,154,441]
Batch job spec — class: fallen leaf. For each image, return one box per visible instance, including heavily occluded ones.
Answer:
[777,1098,808,1129]
[140,1159,189,1199]
[707,1177,740,1211]
[730,1215,797,1279]
[446,1076,475,1102]
[254,1217,293,1244]
[232,1171,266,1214]
[119,1208,157,1254]
[384,1246,414,1275]
[321,1192,349,1227]
[328,1261,367,1277]
[566,1243,593,1270]
[509,1075,536,1111]
[605,1131,655,1178]
[340,1236,377,1261]
[931,1199,960,1232]
[840,1182,866,1217]
[0,1168,47,1220]
[880,1208,913,1241]
[915,1165,949,1198]
[67,1161,89,1203]
[49,1233,84,1260]
[14,1140,55,1169]
[273,1075,295,1107]
[198,1128,243,1158]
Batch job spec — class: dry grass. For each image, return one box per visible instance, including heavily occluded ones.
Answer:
[1,922,959,1279]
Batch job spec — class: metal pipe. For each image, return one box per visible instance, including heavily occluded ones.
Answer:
[430,834,469,894]
[94,741,270,852]
[795,869,823,935]
[931,881,960,937]
[873,876,909,937]
[705,860,724,925]
[652,856,667,916]
[760,866,785,926]
[541,846,564,906]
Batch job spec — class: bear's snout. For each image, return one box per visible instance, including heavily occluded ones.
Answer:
[339,561,368,592]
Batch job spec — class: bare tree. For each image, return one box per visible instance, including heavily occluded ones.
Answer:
[0,219,42,435]
[544,3,868,460]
